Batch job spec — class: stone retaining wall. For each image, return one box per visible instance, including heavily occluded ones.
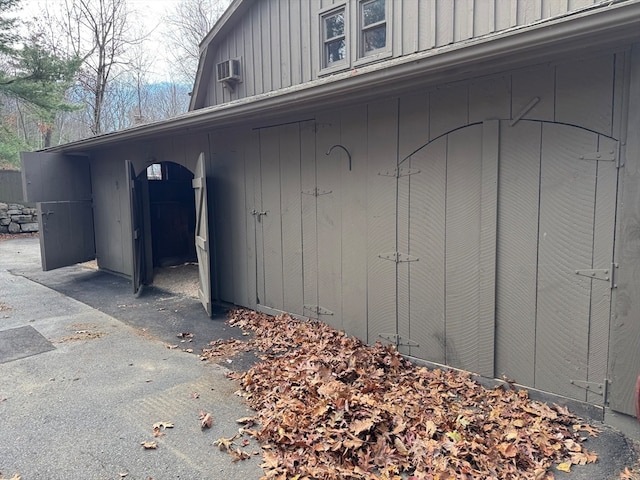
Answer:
[0,203,38,234]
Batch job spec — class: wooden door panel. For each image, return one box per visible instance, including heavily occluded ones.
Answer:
[535,124,599,400]
[126,161,143,294]
[37,201,95,271]
[193,152,212,316]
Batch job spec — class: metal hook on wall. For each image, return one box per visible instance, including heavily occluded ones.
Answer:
[325,144,352,171]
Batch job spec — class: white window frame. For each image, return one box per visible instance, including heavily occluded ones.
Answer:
[319,3,350,75]
[355,0,392,66]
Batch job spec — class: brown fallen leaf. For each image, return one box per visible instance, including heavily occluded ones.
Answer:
[177,332,194,338]
[152,427,165,438]
[222,308,601,480]
[152,421,174,430]
[199,410,213,428]
[215,434,240,451]
[231,448,251,462]
[620,467,635,479]
[556,462,572,473]
[140,441,157,449]
[190,392,200,399]
[236,416,255,425]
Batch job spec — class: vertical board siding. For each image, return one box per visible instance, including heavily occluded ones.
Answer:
[473,0,496,37]
[511,66,556,122]
[244,130,261,308]
[436,0,455,46]
[207,50,624,410]
[587,136,618,404]
[301,122,319,318]
[211,131,235,302]
[408,137,447,363]
[469,75,511,123]
[290,0,302,86]
[534,124,598,400]
[610,45,640,416]
[340,106,369,341]
[454,0,475,43]
[397,93,430,356]
[315,115,344,329]
[429,83,469,140]
[205,0,603,108]
[477,120,499,378]
[259,127,284,309]
[229,131,250,307]
[556,54,614,137]
[444,124,484,371]
[495,120,542,387]
[366,99,398,345]
[280,123,304,315]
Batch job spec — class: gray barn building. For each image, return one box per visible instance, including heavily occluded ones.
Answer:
[21,0,640,430]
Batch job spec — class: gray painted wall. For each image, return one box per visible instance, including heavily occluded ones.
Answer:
[0,170,27,204]
[203,0,607,106]
[205,48,632,413]
[82,46,638,417]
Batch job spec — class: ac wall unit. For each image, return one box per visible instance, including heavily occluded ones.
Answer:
[216,59,241,84]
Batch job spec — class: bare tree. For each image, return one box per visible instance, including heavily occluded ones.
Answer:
[163,0,229,83]
[49,0,145,135]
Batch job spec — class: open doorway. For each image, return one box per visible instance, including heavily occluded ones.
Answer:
[145,161,199,298]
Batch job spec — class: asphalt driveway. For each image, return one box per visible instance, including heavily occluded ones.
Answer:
[0,237,262,480]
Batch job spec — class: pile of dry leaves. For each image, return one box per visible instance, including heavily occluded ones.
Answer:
[214,309,599,479]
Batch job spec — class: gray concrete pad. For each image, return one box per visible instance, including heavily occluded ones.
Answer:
[0,237,263,480]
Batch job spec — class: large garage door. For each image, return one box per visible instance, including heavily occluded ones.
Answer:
[399,120,618,404]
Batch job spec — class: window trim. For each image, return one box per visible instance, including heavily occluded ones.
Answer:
[355,0,392,65]
[319,3,350,75]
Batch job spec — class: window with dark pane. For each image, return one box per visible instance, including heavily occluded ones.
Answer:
[323,9,346,66]
[361,0,386,55]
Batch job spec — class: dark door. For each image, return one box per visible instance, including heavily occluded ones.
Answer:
[126,160,144,294]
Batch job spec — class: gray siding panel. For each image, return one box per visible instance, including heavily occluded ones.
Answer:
[436,0,455,47]
[316,114,343,329]
[366,99,398,345]
[535,123,598,400]
[454,0,475,42]
[280,123,304,315]
[204,0,605,108]
[495,120,542,387]
[211,131,235,303]
[244,130,261,309]
[301,121,318,319]
[587,136,618,404]
[444,124,483,372]
[408,136,447,363]
[556,54,614,136]
[610,44,640,416]
[469,75,511,123]
[511,65,556,122]
[430,83,469,140]
[259,127,284,309]
[340,106,369,341]
[473,0,496,37]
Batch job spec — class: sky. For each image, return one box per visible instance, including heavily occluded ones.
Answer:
[13,0,189,82]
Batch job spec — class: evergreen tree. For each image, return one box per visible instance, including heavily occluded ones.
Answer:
[0,0,80,163]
